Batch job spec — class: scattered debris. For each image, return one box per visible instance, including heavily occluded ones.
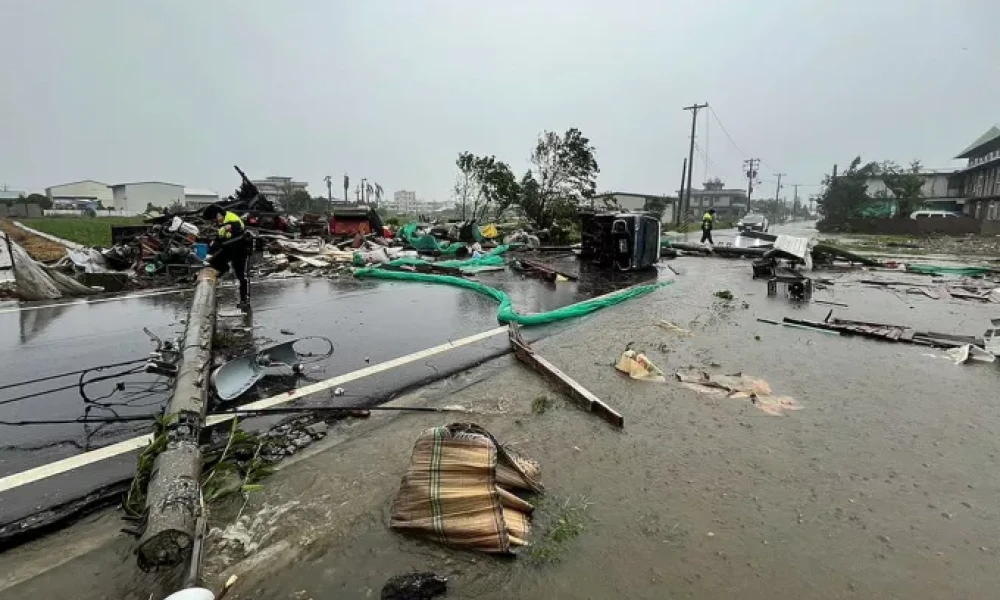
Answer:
[656,320,693,337]
[212,337,334,401]
[675,368,802,416]
[381,573,448,600]
[782,313,983,349]
[945,345,996,365]
[615,349,666,383]
[510,324,623,427]
[390,423,542,554]
[279,329,296,336]
[532,395,550,414]
[714,290,734,300]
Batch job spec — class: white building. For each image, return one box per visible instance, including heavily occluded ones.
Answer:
[392,190,418,212]
[251,176,308,199]
[865,169,965,212]
[591,192,677,224]
[184,188,219,209]
[111,182,184,212]
[46,180,113,206]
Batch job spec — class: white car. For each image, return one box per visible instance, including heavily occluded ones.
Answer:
[737,214,769,233]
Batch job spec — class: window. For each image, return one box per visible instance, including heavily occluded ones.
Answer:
[990,201,998,221]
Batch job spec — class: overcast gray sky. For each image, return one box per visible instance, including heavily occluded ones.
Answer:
[1,0,997,202]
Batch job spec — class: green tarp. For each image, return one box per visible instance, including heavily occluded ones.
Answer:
[906,264,993,277]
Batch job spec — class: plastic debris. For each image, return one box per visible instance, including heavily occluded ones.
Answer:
[945,344,996,365]
[381,572,448,600]
[615,349,665,382]
[675,368,802,416]
[656,320,693,337]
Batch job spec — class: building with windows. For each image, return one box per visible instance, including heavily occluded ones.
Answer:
[955,126,1000,223]
[680,186,749,219]
[46,180,113,206]
[864,169,965,213]
[590,192,677,224]
[251,176,308,199]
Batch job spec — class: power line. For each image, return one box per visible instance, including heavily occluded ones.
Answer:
[693,142,740,182]
[708,106,748,158]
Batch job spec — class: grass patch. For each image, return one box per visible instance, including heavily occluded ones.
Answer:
[528,496,593,564]
[18,216,147,247]
[531,395,550,415]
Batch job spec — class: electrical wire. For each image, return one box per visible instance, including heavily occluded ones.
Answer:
[0,359,147,392]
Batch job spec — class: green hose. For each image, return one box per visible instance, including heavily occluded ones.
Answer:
[354,266,667,326]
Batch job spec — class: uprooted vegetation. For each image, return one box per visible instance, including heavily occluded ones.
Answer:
[528,495,593,564]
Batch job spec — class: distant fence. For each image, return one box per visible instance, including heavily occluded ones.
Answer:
[0,203,43,218]
[818,217,988,236]
[43,209,144,218]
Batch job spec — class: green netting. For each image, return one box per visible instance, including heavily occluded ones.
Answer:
[355,267,668,326]
[906,264,992,276]
[386,244,514,273]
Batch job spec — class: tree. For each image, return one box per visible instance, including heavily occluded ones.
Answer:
[453,152,519,222]
[521,128,599,228]
[815,156,879,228]
[879,160,925,218]
[283,189,313,215]
[25,193,52,209]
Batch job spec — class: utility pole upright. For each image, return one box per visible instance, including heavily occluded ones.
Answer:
[676,157,687,226]
[744,158,760,213]
[773,172,786,202]
[682,103,708,222]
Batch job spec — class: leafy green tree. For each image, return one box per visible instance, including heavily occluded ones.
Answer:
[453,152,519,222]
[282,189,313,215]
[25,193,52,209]
[816,156,879,228]
[879,160,925,218]
[521,128,599,228]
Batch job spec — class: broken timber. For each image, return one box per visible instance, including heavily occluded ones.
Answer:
[508,323,623,427]
[519,258,578,281]
[136,268,217,569]
[782,313,982,348]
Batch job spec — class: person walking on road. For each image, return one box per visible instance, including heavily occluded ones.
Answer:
[700,208,716,245]
[203,204,251,311]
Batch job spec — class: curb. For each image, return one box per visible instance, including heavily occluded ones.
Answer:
[11,221,84,250]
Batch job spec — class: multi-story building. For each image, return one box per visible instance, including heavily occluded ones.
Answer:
[681,186,749,219]
[956,126,1000,222]
[391,190,418,213]
[251,176,308,200]
[590,192,677,224]
[865,169,965,212]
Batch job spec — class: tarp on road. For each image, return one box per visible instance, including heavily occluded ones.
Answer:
[390,423,542,554]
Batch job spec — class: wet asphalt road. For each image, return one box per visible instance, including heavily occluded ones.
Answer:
[0,258,657,526]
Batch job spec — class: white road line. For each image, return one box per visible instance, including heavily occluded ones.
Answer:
[0,288,192,315]
[0,325,508,494]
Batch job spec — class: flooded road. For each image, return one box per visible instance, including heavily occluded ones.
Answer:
[184,225,1000,600]
[0,265,652,526]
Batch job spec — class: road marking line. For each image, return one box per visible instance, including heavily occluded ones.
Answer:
[0,326,508,493]
[0,288,192,315]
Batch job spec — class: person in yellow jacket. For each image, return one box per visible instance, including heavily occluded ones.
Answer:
[700,209,716,244]
[203,204,251,310]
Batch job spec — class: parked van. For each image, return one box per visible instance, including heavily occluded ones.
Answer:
[909,210,963,220]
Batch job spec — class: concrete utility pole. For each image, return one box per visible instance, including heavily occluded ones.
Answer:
[744,158,760,211]
[324,175,332,203]
[773,173,786,202]
[343,174,349,205]
[682,103,708,220]
[137,268,217,569]
[676,157,687,226]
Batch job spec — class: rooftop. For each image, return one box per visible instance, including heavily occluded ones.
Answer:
[46,180,109,189]
[184,188,218,197]
[111,181,183,188]
[595,191,676,200]
[955,125,1000,159]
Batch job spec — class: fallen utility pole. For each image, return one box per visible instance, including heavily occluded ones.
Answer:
[508,323,623,428]
[136,268,217,570]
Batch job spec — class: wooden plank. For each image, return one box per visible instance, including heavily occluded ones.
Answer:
[508,324,623,428]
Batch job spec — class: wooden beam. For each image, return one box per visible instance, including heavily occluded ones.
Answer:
[508,324,623,428]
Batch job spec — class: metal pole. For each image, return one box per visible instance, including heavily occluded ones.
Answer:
[136,268,217,569]
[676,158,687,226]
